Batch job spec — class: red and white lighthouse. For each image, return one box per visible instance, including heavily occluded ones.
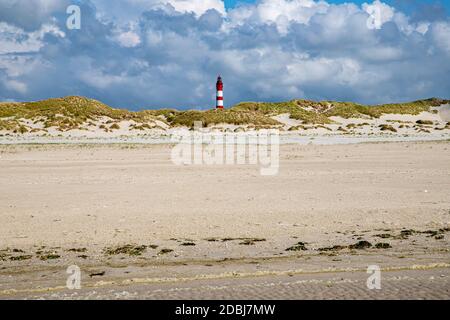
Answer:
[216,76,224,109]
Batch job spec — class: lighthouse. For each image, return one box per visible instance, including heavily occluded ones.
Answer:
[216,76,224,109]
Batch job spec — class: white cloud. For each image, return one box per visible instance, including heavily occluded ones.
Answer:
[94,0,225,23]
[363,0,395,30]
[431,22,450,54]
[5,79,27,94]
[116,31,141,47]
[227,0,329,33]
[167,0,225,16]
[0,22,65,54]
[0,0,69,30]
[416,22,430,35]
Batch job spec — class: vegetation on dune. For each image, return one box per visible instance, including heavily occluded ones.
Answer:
[0,96,160,131]
[230,98,447,123]
[379,124,397,132]
[141,109,179,123]
[324,98,448,119]
[169,109,280,128]
[231,100,332,124]
[0,119,25,133]
[0,96,448,133]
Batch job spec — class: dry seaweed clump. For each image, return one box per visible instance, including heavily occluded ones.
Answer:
[180,242,196,246]
[67,248,87,253]
[158,248,174,255]
[375,243,392,249]
[318,245,347,252]
[10,255,33,261]
[375,234,392,239]
[348,241,372,249]
[239,238,266,246]
[396,229,416,239]
[39,253,61,261]
[286,242,308,251]
[104,244,147,256]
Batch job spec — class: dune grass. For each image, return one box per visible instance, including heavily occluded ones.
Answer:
[1,96,448,132]
[169,109,280,128]
[0,96,159,131]
[324,98,448,119]
[231,100,332,124]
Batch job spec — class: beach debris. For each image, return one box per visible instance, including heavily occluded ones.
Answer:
[394,228,449,240]
[10,255,33,261]
[286,242,308,251]
[39,253,61,261]
[374,233,392,239]
[318,245,347,252]
[348,241,372,249]
[239,238,266,246]
[397,229,416,239]
[104,245,147,256]
[0,253,10,261]
[89,271,105,278]
[67,248,87,253]
[158,249,174,255]
[375,243,392,249]
[220,237,266,244]
[180,242,196,246]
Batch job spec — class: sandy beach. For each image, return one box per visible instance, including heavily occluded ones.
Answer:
[0,141,449,299]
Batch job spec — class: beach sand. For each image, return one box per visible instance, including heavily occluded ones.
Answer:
[0,141,449,299]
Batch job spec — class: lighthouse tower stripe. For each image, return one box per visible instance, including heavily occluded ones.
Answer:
[216,76,224,109]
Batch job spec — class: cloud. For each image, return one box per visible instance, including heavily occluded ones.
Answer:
[116,31,141,47]
[0,22,65,54]
[5,79,27,94]
[430,21,450,54]
[363,0,395,30]
[0,0,449,109]
[0,0,69,30]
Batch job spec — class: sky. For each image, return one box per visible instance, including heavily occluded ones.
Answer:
[0,0,449,110]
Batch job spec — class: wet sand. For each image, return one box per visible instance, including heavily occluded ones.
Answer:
[0,141,449,299]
